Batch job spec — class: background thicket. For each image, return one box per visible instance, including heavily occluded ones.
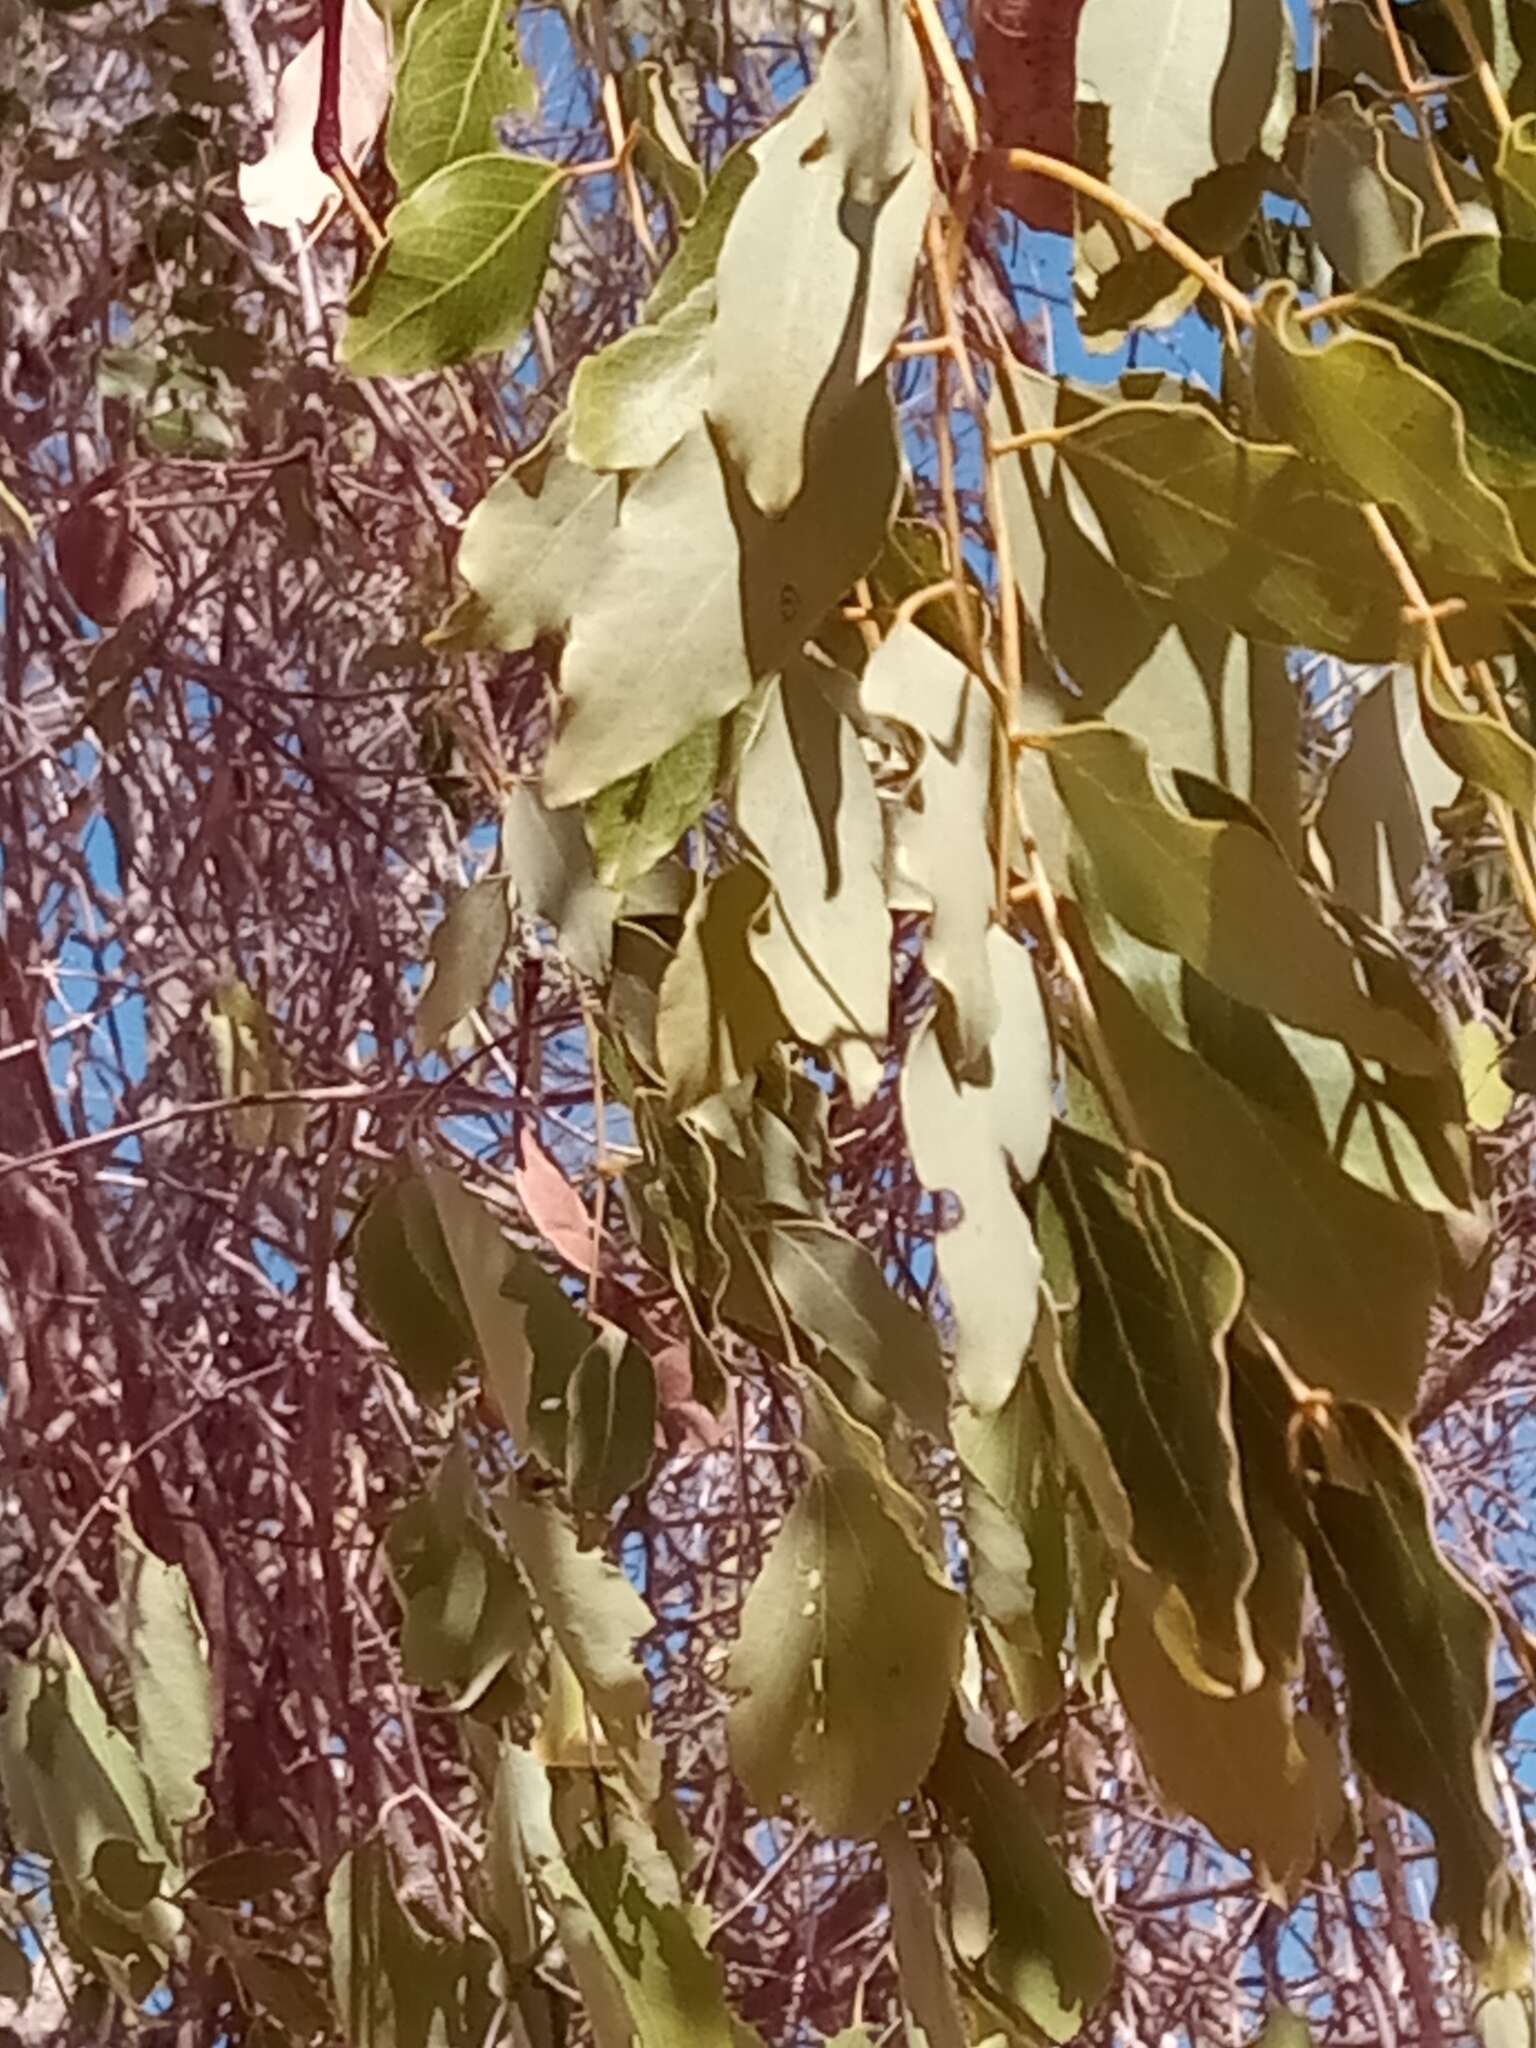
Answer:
[7,0,1536,2043]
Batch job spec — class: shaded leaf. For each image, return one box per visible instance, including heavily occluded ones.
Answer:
[726,1379,965,1836]
[342,155,563,376]
[414,874,510,1054]
[927,1711,1111,2042]
[1301,1405,1521,1978]
[768,1218,949,1439]
[1044,722,1443,1071]
[643,143,757,324]
[93,1838,166,1913]
[1297,90,1422,289]
[514,1130,594,1270]
[0,1927,31,2004]
[56,497,159,626]
[878,1819,967,2048]
[567,1328,658,1514]
[354,1174,470,1404]
[585,722,719,890]
[901,929,1053,1411]
[1109,1595,1343,1895]
[502,781,617,981]
[494,1488,658,1791]
[1069,906,1438,1413]
[656,861,787,1110]
[185,1848,307,1905]
[427,1168,532,1442]
[1049,1128,1258,1693]
[204,979,305,1152]
[119,1527,212,1833]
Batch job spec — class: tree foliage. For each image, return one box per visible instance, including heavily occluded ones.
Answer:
[8,0,1536,2043]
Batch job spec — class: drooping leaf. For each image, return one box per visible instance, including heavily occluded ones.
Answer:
[0,1926,31,2004]
[1068,904,1438,1414]
[354,1173,471,1403]
[184,1848,307,1904]
[927,1711,1112,2043]
[1298,91,1424,289]
[342,154,563,376]
[1313,664,1457,927]
[1048,1127,1259,1694]
[1253,294,1536,597]
[567,1328,658,1514]
[427,1167,532,1442]
[862,623,1000,1067]
[708,0,932,516]
[726,1379,965,1836]
[1301,1404,1522,1979]
[877,1819,967,2048]
[736,661,890,1086]
[494,1488,658,1791]
[569,284,715,474]
[388,1447,534,1706]
[118,1527,213,1833]
[1045,399,1448,662]
[328,1837,469,2048]
[585,721,719,890]
[414,873,511,1054]
[1353,232,1536,550]
[643,142,757,324]
[1044,721,1444,1071]
[901,929,1054,1411]
[545,382,900,805]
[446,434,619,653]
[56,496,159,627]
[767,1218,949,1439]
[237,0,391,227]
[656,861,787,1110]
[1109,1593,1344,1895]
[387,0,530,197]
[502,781,617,981]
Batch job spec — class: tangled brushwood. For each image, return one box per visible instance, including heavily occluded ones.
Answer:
[9,0,1536,2043]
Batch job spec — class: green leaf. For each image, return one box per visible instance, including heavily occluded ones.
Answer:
[494,1489,658,1794]
[1353,233,1536,548]
[501,782,617,981]
[388,1449,534,1705]
[573,1841,742,2048]
[1301,1404,1522,1978]
[93,1838,166,1913]
[545,381,900,805]
[901,930,1054,1411]
[445,433,619,653]
[1462,1017,1515,1132]
[768,1219,949,1439]
[1109,1594,1344,1895]
[726,1379,965,1836]
[328,1838,468,2048]
[1068,903,1438,1413]
[1253,294,1536,595]
[387,0,530,196]
[1418,653,1536,829]
[354,1174,471,1403]
[569,284,714,474]
[1313,665,1458,927]
[342,154,563,376]
[184,1848,307,1904]
[927,1711,1111,2043]
[656,861,788,1111]
[584,721,719,890]
[708,0,932,516]
[643,142,757,324]
[1047,400,1430,662]
[414,873,510,1054]
[736,661,890,1088]
[1256,2012,1315,2048]
[1049,1128,1259,1693]
[119,1528,212,1833]
[16,1636,164,1889]
[1044,722,1443,1071]
[862,623,1000,1068]
[427,1167,532,1442]
[877,1820,967,2048]
[1298,91,1423,290]
[567,1328,658,1515]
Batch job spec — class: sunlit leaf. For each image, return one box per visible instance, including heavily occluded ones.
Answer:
[342,154,563,376]
[427,1167,532,1442]
[727,1379,965,1836]
[569,284,714,474]
[656,861,787,1110]
[119,1527,213,1833]
[585,722,719,890]
[237,0,390,227]
[387,0,531,197]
